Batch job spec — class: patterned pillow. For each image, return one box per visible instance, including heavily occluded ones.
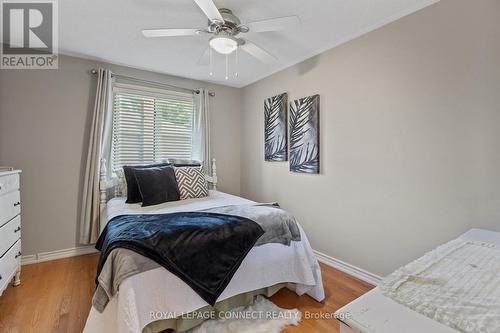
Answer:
[174,166,209,200]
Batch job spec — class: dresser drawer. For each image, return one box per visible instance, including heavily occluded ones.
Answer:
[0,239,21,293]
[0,173,19,196]
[0,215,21,258]
[0,191,21,227]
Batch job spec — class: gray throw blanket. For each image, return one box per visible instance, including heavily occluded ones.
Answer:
[93,203,301,312]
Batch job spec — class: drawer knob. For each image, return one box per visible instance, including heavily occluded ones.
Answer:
[15,251,22,259]
[13,202,21,207]
[14,226,21,233]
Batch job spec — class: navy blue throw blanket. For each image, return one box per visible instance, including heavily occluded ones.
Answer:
[95,212,264,305]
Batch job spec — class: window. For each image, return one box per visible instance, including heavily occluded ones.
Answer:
[112,84,195,169]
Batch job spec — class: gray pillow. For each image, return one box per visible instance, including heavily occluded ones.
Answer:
[168,158,202,167]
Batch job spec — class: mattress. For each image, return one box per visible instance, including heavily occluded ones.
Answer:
[84,191,325,333]
[336,229,500,333]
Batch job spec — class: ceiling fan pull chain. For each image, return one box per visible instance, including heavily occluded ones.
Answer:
[225,54,229,80]
[235,48,239,77]
[209,47,213,76]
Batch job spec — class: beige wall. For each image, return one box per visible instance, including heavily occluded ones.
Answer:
[1,0,499,276]
[0,54,241,256]
[240,0,500,276]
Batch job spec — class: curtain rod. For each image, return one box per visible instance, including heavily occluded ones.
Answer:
[90,69,215,97]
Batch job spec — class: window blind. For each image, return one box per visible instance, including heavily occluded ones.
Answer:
[112,85,194,169]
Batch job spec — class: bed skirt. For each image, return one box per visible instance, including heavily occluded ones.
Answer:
[143,283,287,333]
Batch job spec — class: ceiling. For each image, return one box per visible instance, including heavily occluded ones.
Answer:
[59,0,438,88]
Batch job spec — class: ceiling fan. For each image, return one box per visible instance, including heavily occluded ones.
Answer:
[142,0,301,67]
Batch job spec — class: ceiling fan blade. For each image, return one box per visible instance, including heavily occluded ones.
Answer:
[240,41,276,64]
[193,0,224,24]
[142,28,201,38]
[244,16,300,33]
[197,47,210,65]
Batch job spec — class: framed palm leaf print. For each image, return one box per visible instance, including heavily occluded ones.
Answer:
[264,93,288,161]
[289,95,320,173]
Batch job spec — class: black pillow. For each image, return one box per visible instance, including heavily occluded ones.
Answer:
[123,163,170,203]
[134,166,180,207]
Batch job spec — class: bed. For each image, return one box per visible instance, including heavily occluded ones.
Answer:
[83,159,325,333]
[336,228,500,333]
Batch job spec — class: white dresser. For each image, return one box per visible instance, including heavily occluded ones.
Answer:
[0,170,22,296]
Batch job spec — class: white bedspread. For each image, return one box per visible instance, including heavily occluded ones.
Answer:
[381,237,500,333]
[84,191,325,333]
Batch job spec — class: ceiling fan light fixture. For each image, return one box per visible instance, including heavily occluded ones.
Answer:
[209,34,238,54]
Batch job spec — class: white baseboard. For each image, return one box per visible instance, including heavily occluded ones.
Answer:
[20,254,37,265]
[21,245,98,265]
[313,250,382,286]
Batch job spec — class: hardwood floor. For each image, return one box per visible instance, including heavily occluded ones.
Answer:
[0,254,373,333]
[0,254,98,333]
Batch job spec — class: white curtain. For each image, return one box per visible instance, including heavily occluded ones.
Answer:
[80,69,113,244]
[192,88,212,174]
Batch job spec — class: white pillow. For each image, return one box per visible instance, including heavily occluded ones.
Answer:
[115,168,127,197]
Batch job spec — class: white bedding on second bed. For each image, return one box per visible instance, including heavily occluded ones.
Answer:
[336,229,500,333]
[84,191,325,333]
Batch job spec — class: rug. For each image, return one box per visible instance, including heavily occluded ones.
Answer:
[188,296,302,333]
